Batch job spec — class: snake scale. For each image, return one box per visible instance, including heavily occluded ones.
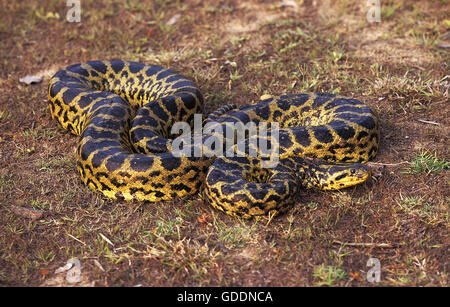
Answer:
[48,60,379,219]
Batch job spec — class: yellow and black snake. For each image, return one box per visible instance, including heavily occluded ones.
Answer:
[48,60,379,219]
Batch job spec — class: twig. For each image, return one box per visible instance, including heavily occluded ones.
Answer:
[416,119,441,126]
[333,240,395,248]
[67,233,86,245]
[367,161,409,166]
[99,233,114,246]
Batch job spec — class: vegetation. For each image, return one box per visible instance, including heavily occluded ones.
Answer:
[0,0,448,286]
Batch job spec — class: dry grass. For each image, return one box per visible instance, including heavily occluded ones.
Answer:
[0,0,448,286]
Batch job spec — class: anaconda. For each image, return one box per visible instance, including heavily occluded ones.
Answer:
[48,60,379,219]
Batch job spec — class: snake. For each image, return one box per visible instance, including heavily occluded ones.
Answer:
[48,60,379,219]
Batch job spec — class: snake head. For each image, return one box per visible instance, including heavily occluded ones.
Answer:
[307,162,371,190]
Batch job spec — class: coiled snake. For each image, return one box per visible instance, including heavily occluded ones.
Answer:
[48,60,379,219]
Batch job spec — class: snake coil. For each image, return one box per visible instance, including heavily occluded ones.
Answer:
[48,60,379,218]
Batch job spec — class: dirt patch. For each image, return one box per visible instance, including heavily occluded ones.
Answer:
[0,0,448,287]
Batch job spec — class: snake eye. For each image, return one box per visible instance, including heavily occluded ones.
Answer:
[350,169,356,174]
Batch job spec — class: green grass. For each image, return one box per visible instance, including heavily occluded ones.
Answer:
[395,195,448,225]
[215,220,258,249]
[154,217,183,239]
[405,151,449,174]
[313,264,347,286]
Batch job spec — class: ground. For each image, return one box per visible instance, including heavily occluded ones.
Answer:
[0,0,448,287]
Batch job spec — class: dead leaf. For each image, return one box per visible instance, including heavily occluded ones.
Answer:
[10,205,43,220]
[197,213,212,227]
[438,43,450,49]
[146,27,154,39]
[349,271,362,281]
[166,14,181,26]
[19,75,43,85]
[40,268,49,280]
